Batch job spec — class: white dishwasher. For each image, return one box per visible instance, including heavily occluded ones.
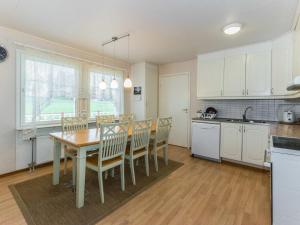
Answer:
[191,121,220,162]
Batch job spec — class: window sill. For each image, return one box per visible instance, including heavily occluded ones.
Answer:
[17,119,97,131]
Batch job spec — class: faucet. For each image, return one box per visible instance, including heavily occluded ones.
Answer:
[243,106,253,122]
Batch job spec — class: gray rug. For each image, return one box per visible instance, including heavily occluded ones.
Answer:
[9,158,183,225]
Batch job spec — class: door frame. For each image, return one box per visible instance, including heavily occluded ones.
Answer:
[158,72,191,148]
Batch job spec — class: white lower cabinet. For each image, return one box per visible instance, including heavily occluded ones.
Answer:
[242,124,269,165]
[220,122,269,166]
[220,123,242,161]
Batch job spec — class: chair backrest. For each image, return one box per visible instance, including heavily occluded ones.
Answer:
[119,113,134,122]
[155,117,172,144]
[61,116,88,132]
[130,119,152,153]
[96,115,115,129]
[98,122,129,162]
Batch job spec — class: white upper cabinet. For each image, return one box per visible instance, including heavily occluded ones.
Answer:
[272,33,293,96]
[245,43,272,96]
[196,33,296,99]
[242,124,269,166]
[197,53,224,98]
[223,53,246,96]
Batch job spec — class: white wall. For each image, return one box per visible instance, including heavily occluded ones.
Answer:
[159,59,199,118]
[0,26,130,174]
[130,62,146,120]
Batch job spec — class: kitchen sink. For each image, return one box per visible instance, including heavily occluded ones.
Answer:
[224,118,267,124]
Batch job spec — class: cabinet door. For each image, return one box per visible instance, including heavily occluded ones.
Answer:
[242,124,269,166]
[221,123,243,161]
[223,54,246,96]
[246,50,271,96]
[272,33,293,95]
[197,56,224,98]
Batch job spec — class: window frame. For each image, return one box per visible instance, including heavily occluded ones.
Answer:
[87,65,124,120]
[16,49,125,129]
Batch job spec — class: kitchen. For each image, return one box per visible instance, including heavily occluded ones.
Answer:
[0,1,300,225]
[191,28,300,224]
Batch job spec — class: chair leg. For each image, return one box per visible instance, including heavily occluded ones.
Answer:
[164,145,168,166]
[129,158,136,185]
[72,157,77,187]
[153,146,158,172]
[104,171,108,180]
[64,155,68,175]
[111,168,115,178]
[98,171,104,204]
[136,159,139,166]
[145,154,149,176]
[120,163,125,191]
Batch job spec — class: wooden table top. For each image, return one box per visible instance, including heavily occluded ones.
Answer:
[49,123,156,147]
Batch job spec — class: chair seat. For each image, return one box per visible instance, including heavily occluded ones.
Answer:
[65,147,98,157]
[86,154,122,167]
[64,147,77,156]
[125,146,147,156]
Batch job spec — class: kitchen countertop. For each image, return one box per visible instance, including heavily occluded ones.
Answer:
[192,117,300,139]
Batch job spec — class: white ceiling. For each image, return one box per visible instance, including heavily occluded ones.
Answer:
[0,0,298,64]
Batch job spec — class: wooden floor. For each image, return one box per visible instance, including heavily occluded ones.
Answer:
[0,145,271,225]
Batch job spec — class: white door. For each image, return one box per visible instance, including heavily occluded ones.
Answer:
[246,50,271,96]
[197,55,224,97]
[220,123,243,161]
[242,124,269,166]
[223,54,246,96]
[159,73,189,147]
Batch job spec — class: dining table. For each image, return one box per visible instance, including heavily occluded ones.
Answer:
[49,123,156,208]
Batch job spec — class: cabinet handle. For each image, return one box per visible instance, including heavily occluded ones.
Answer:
[243,126,246,132]
[246,89,249,95]
[271,88,274,95]
[221,90,223,96]
[242,89,245,96]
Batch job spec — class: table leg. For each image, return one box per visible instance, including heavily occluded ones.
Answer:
[76,148,86,208]
[52,140,61,185]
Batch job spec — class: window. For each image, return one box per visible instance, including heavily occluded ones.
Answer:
[18,51,79,127]
[89,69,124,118]
[16,49,125,129]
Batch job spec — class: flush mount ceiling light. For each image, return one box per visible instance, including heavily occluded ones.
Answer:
[223,23,242,35]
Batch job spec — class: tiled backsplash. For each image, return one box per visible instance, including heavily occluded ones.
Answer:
[197,99,300,121]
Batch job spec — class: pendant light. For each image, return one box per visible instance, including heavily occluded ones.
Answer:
[99,76,107,90]
[124,35,132,88]
[99,46,107,90]
[111,40,119,89]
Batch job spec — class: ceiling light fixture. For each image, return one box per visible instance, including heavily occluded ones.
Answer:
[223,23,242,35]
[111,39,119,89]
[99,45,107,90]
[124,35,132,88]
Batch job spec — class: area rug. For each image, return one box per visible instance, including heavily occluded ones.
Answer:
[9,158,183,225]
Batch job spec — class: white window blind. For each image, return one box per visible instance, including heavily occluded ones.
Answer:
[18,51,80,127]
[89,69,124,118]
[16,48,125,129]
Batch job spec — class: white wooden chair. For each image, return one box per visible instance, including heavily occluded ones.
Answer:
[150,117,172,172]
[61,116,88,186]
[86,122,129,204]
[119,113,134,122]
[96,115,115,129]
[125,119,152,185]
